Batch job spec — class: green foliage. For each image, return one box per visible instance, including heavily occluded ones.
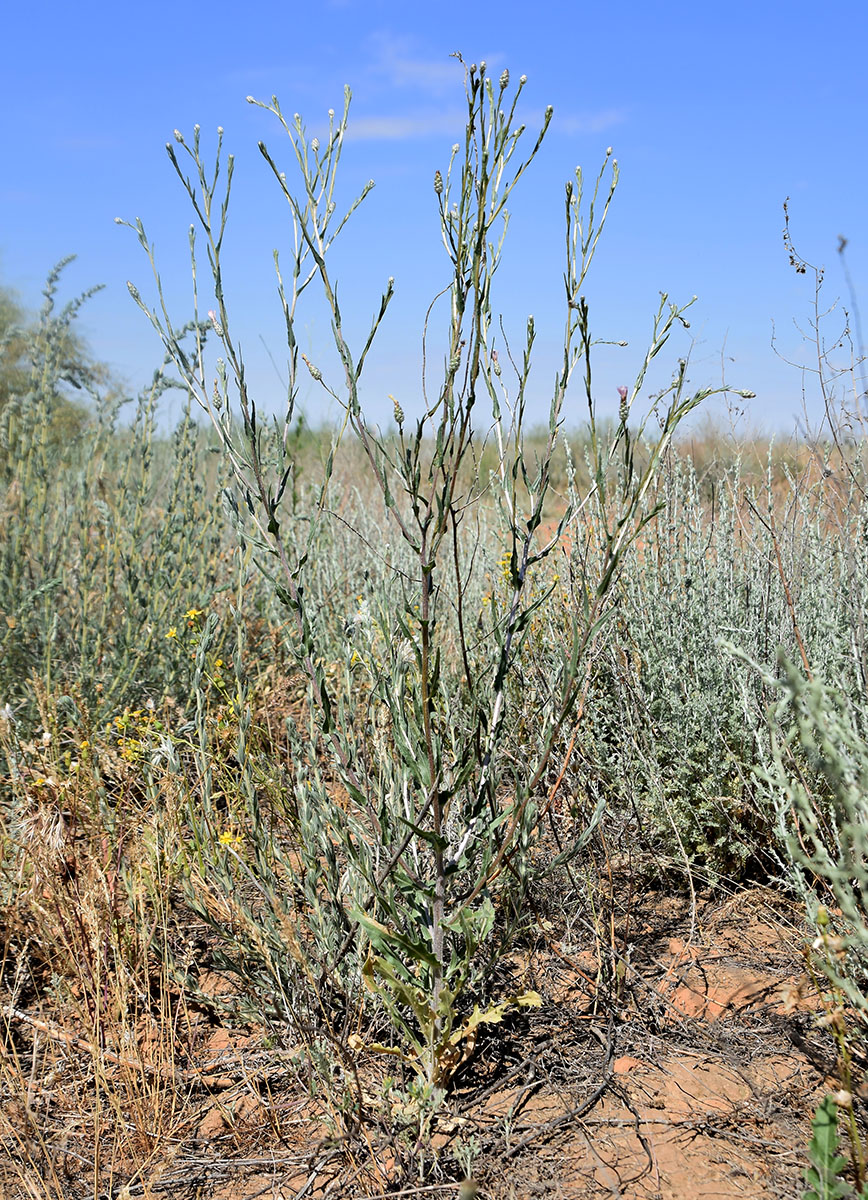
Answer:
[0,258,112,458]
[765,654,868,1016]
[0,261,238,732]
[804,1095,852,1200]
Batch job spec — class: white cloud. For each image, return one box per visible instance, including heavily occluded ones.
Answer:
[366,32,463,94]
[347,108,467,141]
[557,108,627,136]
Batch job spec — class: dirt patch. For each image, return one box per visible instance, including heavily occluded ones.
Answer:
[0,884,845,1199]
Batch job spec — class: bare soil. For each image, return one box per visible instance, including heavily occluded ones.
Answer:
[1,883,850,1199]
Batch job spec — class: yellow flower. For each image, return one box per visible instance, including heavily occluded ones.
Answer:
[218,830,241,846]
[166,627,178,639]
[214,659,223,669]
[185,607,205,622]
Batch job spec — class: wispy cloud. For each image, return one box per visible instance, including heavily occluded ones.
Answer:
[556,108,627,136]
[364,32,500,97]
[347,107,467,141]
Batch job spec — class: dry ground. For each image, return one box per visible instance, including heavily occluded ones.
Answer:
[2,880,850,1200]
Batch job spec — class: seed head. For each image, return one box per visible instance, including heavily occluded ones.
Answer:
[311,137,319,153]
[500,69,509,89]
[434,169,443,195]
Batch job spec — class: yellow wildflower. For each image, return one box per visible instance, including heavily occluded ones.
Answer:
[185,607,205,622]
[166,627,178,639]
[218,830,242,847]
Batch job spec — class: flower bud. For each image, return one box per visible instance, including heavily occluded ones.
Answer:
[391,394,405,427]
[618,386,629,424]
[173,129,183,142]
[311,137,319,153]
[302,354,322,382]
[499,69,509,89]
[434,169,443,194]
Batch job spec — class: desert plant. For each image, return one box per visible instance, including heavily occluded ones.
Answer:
[121,57,752,1114]
[0,260,239,732]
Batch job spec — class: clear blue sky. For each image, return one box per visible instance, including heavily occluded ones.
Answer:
[2,0,866,432]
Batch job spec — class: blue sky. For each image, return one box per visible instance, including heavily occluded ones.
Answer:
[2,0,866,432]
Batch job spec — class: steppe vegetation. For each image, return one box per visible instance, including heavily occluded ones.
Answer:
[2,58,868,1199]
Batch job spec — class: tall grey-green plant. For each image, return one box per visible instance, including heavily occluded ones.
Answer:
[123,58,751,1096]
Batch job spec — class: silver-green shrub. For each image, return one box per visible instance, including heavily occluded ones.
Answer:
[123,59,744,1111]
